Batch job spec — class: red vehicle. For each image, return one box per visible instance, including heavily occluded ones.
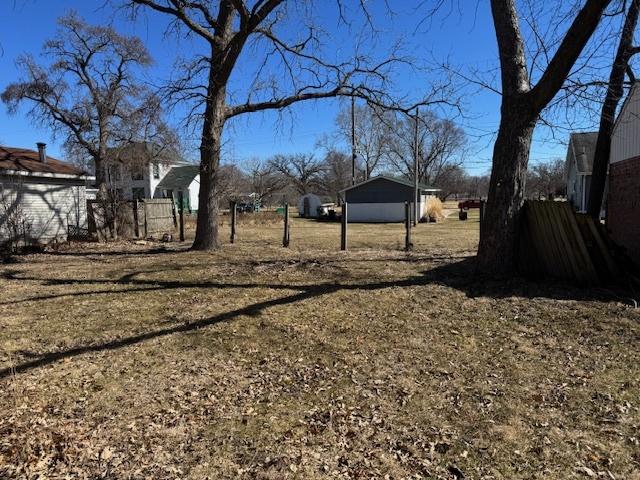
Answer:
[458,199,485,221]
[458,199,483,210]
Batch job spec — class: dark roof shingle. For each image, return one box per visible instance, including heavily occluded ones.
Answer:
[569,132,598,174]
[156,165,199,190]
[0,146,86,176]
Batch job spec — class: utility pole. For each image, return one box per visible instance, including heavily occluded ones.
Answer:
[413,107,419,226]
[351,95,356,186]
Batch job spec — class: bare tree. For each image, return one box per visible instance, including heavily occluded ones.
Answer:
[526,158,566,199]
[477,0,613,274]
[433,164,468,200]
[124,0,452,250]
[2,13,174,238]
[386,110,466,186]
[335,103,393,180]
[269,153,324,195]
[318,149,353,201]
[244,158,287,206]
[2,13,173,195]
[588,0,640,217]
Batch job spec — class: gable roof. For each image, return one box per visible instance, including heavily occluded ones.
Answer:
[0,146,87,176]
[567,132,598,174]
[340,175,440,193]
[156,165,199,190]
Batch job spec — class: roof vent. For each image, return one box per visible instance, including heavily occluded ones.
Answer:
[36,142,47,163]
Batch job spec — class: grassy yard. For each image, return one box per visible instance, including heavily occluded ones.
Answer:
[1,213,639,479]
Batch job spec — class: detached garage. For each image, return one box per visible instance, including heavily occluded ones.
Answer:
[341,175,439,222]
[0,143,93,248]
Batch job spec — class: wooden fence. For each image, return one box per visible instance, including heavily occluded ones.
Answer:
[518,200,618,285]
[88,198,176,240]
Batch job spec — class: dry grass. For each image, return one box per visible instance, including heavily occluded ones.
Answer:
[1,214,639,479]
[425,198,445,222]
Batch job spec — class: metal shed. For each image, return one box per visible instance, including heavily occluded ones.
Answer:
[341,176,439,222]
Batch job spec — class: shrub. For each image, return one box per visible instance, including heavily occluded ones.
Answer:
[425,197,444,222]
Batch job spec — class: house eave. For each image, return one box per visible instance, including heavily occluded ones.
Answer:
[0,169,95,182]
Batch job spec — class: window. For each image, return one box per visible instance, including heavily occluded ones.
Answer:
[132,187,146,200]
[152,162,160,179]
[131,165,144,181]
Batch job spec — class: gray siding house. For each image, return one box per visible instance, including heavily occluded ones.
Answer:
[0,143,93,247]
[565,132,598,213]
[341,176,439,222]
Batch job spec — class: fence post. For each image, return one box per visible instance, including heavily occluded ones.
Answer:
[230,201,237,244]
[405,201,413,252]
[341,202,348,251]
[283,202,290,247]
[178,191,185,242]
[133,199,140,238]
[479,199,485,239]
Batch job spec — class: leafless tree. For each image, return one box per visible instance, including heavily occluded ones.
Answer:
[588,0,640,217]
[526,158,566,199]
[335,103,393,180]
[318,149,354,201]
[475,0,614,275]
[269,153,324,196]
[242,158,287,206]
[123,0,455,250]
[433,164,468,200]
[2,13,175,238]
[2,13,173,194]
[386,110,466,186]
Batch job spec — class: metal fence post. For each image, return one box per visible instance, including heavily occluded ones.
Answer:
[230,201,237,244]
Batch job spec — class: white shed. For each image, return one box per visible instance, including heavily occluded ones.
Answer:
[0,143,93,248]
[297,193,322,218]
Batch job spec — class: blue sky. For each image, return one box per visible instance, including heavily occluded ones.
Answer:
[0,1,605,175]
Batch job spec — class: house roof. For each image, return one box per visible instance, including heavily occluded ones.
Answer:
[156,165,199,190]
[0,146,87,176]
[568,132,598,174]
[340,175,440,193]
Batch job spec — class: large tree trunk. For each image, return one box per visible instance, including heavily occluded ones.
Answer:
[587,0,640,218]
[192,85,227,250]
[477,105,536,274]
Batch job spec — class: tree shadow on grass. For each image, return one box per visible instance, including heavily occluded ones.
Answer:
[0,257,629,379]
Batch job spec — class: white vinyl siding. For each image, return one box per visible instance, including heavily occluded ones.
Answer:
[347,196,435,223]
[0,176,87,243]
[611,83,640,164]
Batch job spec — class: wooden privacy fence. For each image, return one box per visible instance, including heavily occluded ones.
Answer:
[518,200,618,285]
[87,198,177,240]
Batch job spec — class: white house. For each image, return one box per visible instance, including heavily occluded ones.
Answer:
[609,81,640,266]
[154,165,200,212]
[565,131,598,213]
[0,143,94,247]
[104,143,200,211]
[341,175,439,222]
